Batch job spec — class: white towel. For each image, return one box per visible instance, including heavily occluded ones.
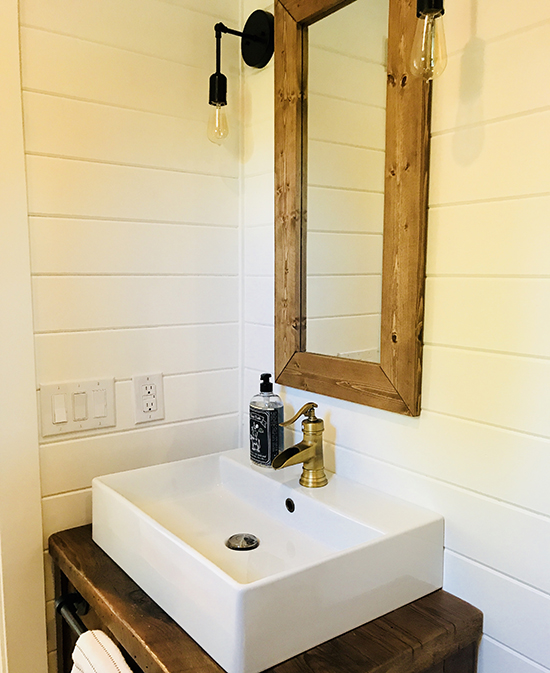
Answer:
[71,629,134,673]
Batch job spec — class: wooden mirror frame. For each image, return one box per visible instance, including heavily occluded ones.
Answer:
[274,0,431,416]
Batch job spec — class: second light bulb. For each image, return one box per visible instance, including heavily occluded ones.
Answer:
[207,103,229,144]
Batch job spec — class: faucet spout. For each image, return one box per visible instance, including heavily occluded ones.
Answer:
[272,441,315,469]
[272,403,328,488]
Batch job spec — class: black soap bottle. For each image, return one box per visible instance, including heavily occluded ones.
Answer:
[249,373,284,467]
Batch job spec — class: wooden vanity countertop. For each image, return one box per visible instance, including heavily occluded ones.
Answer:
[49,525,483,673]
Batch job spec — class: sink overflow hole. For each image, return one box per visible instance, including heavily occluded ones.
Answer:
[225,533,260,551]
[285,498,295,513]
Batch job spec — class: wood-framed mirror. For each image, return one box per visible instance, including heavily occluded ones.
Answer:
[274,0,431,416]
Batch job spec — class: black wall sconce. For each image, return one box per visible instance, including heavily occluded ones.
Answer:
[208,10,274,144]
[411,0,447,80]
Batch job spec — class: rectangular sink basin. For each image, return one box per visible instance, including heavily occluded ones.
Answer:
[92,448,443,673]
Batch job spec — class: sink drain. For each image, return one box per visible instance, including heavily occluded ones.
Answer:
[225,533,260,551]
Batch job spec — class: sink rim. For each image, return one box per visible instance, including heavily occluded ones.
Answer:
[93,453,391,590]
[93,448,442,590]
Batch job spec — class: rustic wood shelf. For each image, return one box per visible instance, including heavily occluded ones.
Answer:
[49,525,482,673]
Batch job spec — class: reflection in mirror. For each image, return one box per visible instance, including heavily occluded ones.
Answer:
[307,0,390,363]
[275,0,431,415]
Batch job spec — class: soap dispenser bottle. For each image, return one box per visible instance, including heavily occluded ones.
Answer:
[249,373,284,467]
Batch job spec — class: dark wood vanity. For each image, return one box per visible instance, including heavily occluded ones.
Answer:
[50,526,483,673]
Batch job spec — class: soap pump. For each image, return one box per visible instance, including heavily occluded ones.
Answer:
[249,373,283,467]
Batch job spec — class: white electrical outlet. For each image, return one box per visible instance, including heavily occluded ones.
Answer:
[133,373,165,423]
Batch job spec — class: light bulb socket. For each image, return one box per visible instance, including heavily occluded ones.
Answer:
[416,0,444,18]
[209,72,227,106]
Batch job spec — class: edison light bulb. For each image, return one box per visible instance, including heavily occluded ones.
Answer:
[410,13,447,80]
[207,103,229,144]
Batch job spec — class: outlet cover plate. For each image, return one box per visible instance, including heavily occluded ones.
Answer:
[133,373,165,424]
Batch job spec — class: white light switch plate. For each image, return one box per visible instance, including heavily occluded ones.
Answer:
[133,373,165,424]
[40,379,116,438]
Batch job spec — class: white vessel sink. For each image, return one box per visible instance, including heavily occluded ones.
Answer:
[92,448,443,673]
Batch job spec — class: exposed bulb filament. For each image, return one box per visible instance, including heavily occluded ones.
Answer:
[411,13,447,80]
[207,104,229,144]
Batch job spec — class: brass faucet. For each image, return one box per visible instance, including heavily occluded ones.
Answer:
[272,402,328,488]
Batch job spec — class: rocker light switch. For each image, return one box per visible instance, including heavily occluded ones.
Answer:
[92,389,107,418]
[52,394,68,424]
[40,379,116,438]
[73,392,88,421]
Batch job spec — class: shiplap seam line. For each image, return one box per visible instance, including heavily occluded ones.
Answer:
[42,486,91,502]
[423,341,550,363]
[21,25,238,73]
[445,549,550,600]
[32,272,240,278]
[242,221,276,229]
[432,104,550,138]
[308,272,383,278]
[25,151,239,180]
[429,191,550,209]
[34,321,239,335]
[329,438,550,520]
[481,634,550,672]
[154,0,239,23]
[244,320,274,328]
[308,183,384,194]
[422,408,550,444]
[308,312,381,319]
[111,366,240,384]
[29,213,239,228]
[310,44,385,67]
[308,89,386,110]
[39,412,240,450]
[306,230,383,235]
[34,321,240,336]
[310,137,386,152]
[22,87,214,122]
[425,408,550,443]
[439,17,550,62]
[244,172,276,181]
[426,274,550,280]
[471,16,550,48]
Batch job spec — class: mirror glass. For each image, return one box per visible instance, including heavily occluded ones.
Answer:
[307,0,390,363]
[275,0,430,416]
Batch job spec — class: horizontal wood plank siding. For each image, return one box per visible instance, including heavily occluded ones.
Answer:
[40,413,239,497]
[35,325,239,383]
[18,0,242,599]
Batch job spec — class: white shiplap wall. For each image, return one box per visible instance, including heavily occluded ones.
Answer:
[243,1,550,672]
[17,0,241,667]
[242,0,276,409]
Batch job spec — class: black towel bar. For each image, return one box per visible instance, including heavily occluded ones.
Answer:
[55,593,89,638]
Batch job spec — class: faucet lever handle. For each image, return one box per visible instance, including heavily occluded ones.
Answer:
[280,402,318,427]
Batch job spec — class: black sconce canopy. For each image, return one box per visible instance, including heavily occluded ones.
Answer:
[416,0,444,17]
[240,10,274,69]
